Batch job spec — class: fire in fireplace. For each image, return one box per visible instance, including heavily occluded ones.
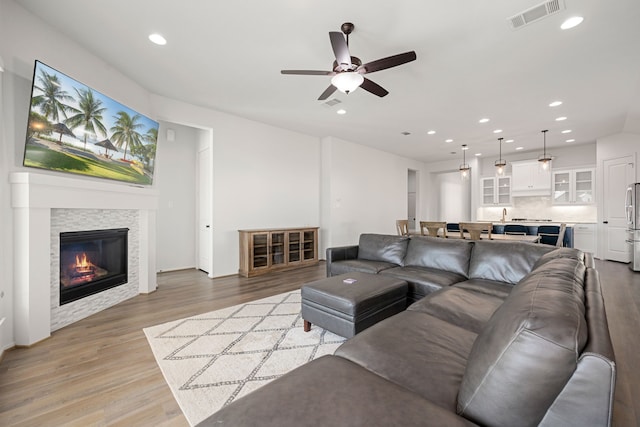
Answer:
[59,228,128,305]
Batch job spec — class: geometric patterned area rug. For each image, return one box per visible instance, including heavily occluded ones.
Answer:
[143,290,346,426]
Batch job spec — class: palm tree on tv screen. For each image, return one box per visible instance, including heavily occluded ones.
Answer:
[111,111,144,161]
[30,70,76,142]
[66,88,108,151]
[138,127,158,171]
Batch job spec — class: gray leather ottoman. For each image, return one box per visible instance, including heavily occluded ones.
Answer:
[301,272,407,338]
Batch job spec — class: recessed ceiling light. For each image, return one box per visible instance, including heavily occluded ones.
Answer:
[549,101,563,107]
[445,139,453,143]
[505,139,514,143]
[427,130,436,135]
[479,118,490,123]
[493,129,502,133]
[561,16,584,30]
[555,116,567,121]
[148,33,167,45]
[461,145,469,151]
[561,129,572,134]
[515,147,524,151]
[475,153,482,157]
[336,109,346,115]
[566,139,575,142]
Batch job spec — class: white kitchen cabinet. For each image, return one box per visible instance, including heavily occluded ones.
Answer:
[481,176,511,206]
[511,160,551,197]
[573,223,596,254]
[552,168,595,205]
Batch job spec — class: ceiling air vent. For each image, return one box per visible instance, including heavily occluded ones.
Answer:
[507,0,565,30]
[323,98,342,107]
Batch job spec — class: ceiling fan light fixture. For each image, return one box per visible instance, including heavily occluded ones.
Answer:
[331,72,364,94]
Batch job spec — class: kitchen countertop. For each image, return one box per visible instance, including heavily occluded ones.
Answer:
[478,220,597,226]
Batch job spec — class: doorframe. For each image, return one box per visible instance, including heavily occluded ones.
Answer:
[196,129,214,278]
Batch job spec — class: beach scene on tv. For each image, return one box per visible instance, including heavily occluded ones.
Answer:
[23,61,159,185]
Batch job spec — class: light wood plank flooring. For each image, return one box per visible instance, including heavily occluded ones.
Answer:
[0,260,638,426]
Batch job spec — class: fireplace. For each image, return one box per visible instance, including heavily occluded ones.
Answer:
[60,228,129,305]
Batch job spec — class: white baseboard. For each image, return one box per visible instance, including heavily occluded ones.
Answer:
[157,266,197,273]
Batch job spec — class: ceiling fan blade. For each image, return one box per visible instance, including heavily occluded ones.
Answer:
[329,32,351,68]
[360,51,417,74]
[281,70,335,76]
[318,85,338,101]
[360,78,389,97]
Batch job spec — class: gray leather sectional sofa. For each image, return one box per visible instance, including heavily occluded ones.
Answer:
[198,234,616,427]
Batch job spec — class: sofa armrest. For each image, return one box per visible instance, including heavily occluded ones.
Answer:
[326,245,359,277]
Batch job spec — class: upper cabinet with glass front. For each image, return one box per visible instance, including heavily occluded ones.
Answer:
[481,176,511,206]
[552,168,595,205]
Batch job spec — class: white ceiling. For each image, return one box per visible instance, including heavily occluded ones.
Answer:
[16,0,640,163]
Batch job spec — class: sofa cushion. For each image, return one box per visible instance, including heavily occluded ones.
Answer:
[336,310,477,412]
[380,266,467,300]
[196,355,477,427]
[457,258,588,427]
[330,259,398,275]
[468,240,553,284]
[453,278,513,300]
[357,234,409,265]
[532,247,585,270]
[403,236,473,277]
[408,287,504,334]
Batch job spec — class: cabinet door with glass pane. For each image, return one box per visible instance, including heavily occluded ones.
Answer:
[496,176,511,205]
[553,171,572,204]
[287,231,302,263]
[303,229,317,261]
[574,169,595,204]
[481,177,496,205]
[270,232,286,266]
[250,233,269,271]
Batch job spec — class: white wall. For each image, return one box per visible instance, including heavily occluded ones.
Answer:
[320,137,425,253]
[155,122,198,272]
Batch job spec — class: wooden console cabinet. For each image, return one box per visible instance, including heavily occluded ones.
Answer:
[239,227,319,277]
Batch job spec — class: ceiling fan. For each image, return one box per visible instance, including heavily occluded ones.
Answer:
[281,22,417,100]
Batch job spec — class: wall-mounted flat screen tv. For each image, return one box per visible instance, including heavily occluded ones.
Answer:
[23,60,159,185]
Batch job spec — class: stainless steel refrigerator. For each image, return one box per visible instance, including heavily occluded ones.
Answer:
[625,183,640,271]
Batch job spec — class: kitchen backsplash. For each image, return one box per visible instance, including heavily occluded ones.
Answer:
[477,196,597,223]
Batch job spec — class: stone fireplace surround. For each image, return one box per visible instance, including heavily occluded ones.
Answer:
[10,172,158,346]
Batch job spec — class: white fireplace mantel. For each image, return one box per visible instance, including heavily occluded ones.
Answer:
[10,172,159,346]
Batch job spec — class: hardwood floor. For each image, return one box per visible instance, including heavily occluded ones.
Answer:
[0,259,638,426]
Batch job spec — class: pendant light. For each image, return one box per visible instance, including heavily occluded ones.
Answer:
[495,137,506,176]
[538,129,552,170]
[459,144,470,180]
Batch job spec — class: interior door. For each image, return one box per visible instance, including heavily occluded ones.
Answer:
[602,155,634,262]
[197,145,212,274]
